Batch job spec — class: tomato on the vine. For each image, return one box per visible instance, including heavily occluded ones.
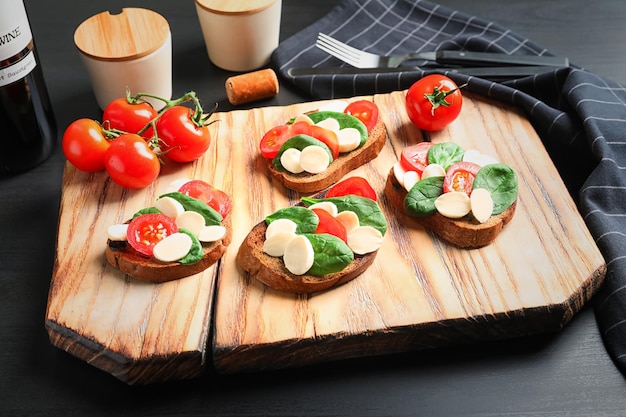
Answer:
[178,179,232,217]
[156,106,212,163]
[443,161,481,195]
[311,208,348,244]
[127,213,178,256]
[405,74,463,131]
[400,142,434,175]
[325,176,377,201]
[102,97,158,139]
[344,100,379,131]
[104,134,161,189]
[62,118,110,172]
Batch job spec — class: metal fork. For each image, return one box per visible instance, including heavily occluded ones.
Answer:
[315,33,569,69]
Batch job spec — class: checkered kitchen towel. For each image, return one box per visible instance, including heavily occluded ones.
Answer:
[271,0,626,373]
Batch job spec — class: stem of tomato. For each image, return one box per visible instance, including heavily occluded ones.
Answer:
[424,83,468,115]
[131,91,218,130]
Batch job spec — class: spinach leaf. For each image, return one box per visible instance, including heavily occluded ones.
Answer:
[427,142,464,170]
[265,206,318,234]
[473,163,518,214]
[177,228,204,265]
[404,176,445,217]
[272,134,333,171]
[158,192,222,226]
[307,111,368,147]
[301,195,387,236]
[304,233,354,276]
[132,206,161,218]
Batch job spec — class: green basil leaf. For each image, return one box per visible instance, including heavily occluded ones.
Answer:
[272,134,333,171]
[265,206,318,234]
[304,233,354,276]
[427,142,464,170]
[473,163,518,214]
[307,111,368,147]
[404,176,445,217]
[177,228,204,265]
[302,195,387,236]
[132,206,161,218]
[158,192,222,226]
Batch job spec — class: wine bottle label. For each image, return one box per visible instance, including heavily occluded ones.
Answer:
[0,0,36,87]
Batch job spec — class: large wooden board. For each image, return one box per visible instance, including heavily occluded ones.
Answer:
[45,91,605,383]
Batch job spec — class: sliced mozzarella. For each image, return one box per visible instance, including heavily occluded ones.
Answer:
[318,100,348,113]
[266,218,298,240]
[153,232,193,263]
[263,231,296,257]
[421,163,446,179]
[348,226,384,255]
[165,178,192,193]
[280,147,304,174]
[315,117,340,132]
[307,201,338,217]
[335,210,360,233]
[197,225,227,242]
[336,128,361,153]
[435,191,471,219]
[403,170,420,192]
[463,149,499,167]
[393,161,407,187]
[155,196,185,219]
[107,223,129,241]
[300,145,330,174]
[175,210,206,235]
[470,188,494,223]
[292,114,314,125]
[283,235,315,275]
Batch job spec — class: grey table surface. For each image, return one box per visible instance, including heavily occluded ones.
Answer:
[2,1,626,416]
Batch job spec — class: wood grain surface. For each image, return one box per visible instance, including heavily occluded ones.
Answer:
[45,91,605,383]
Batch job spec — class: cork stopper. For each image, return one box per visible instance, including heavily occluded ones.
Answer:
[74,8,170,61]
[195,0,277,15]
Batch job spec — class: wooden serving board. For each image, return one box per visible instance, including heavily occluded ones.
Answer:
[46,91,606,383]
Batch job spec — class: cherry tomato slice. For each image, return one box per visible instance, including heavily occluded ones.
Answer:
[344,100,379,131]
[325,176,377,201]
[443,161,481,195]
[405,74,463,131]
[306,124,339,159]
[127,213,178,256]
[400,142,434,174]
[62,118,110,172]
[311,208,348,244]
[259,121,339,160]
[104,134,160,189]
[102,97,157,139]
[178,179,232,217]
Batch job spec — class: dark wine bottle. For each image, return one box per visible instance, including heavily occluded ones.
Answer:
[0,0,56,174]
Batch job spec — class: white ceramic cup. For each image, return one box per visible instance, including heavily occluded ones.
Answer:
[74,8,172,110]
[195,0,282,72]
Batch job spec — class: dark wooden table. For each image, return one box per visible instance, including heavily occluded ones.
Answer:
[2,0,625,415]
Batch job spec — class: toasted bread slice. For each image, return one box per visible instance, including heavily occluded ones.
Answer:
[105,213,232,283]
[236,220,377,293]
[266,119,387,193]
[384,169,516,248]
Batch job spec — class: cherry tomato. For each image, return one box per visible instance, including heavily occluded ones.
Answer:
[405,74,463,131]
[102,97,158,139]
[178,179,232,217]
[443,161,481,195]
[344,100,379,131]
[400,142,434,174]
[104,134,161,189]
[127,213,178,256]
[259,121,339,160]
[61,118,110,172]
[325,176,377,201]
[311,208,348,244]
[156,106,211,163]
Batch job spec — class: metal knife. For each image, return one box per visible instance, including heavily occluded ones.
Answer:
[405,50,569,68]
[287,65,563,78]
